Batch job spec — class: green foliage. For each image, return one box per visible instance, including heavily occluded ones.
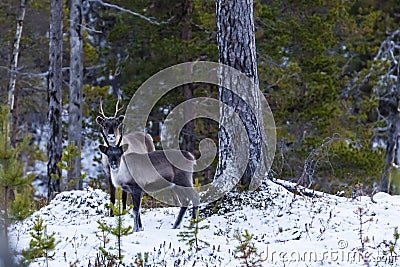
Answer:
[0,105,33,185]
[313,138,383,196]
[134,252,149,267]
[387,227,400,255]
[378,227,400,262]
[52,142,86,188]
[22,216,57,265]
[233,229,265,267]
[96,187,133,264]
[0,105,35,215]
[2,0,400,196]
[177,210,209,252]
[256,0,398,194]
[9,189,33,221]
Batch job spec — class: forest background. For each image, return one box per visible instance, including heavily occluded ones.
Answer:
[1,0,400,208]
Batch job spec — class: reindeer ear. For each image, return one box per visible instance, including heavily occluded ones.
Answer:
[117,115,125,125]
[121,144,129,153]
[99,145,108,154]
[96,116,104,125]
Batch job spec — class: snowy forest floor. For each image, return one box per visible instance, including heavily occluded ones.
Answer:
[9,179,400,267]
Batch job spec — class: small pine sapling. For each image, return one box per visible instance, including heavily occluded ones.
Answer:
[193,178,201,192]
[354,207,373,253]
[177,209,209,252]
[22,216,58,267]
[0,104,35,239]
[134,252,149,267]
[390,227,400,255]
[380,227,400,260]
[96,186,133,265]
[233,229,265,267]
[52,142,86,191]
[9,189,33,221]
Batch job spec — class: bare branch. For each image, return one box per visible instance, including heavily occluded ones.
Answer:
[71,20,103,33]
[90,0,174,25]
[0,66,48,78]
[297,136,340,188]
[0,64,106,79]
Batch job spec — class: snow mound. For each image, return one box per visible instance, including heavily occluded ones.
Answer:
[35,188,109,225]
[9,180,400,266]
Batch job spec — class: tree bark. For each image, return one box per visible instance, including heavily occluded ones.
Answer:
[380,84,400,193]
[182,0,195,154]
[47,0,63,197]
[215,0,264,188]
[68,0,83,190]
[7,0,28,147]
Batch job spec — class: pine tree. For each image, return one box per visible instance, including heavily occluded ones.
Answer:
[96,186,133,264]
[215,0,268,189]
[68,0,84,191]
[47,0,63,198]
[0,104,34,240]
[22,216,57,267]
[177,210,209,252]
[9,189,33,221]
[233,229,265,267]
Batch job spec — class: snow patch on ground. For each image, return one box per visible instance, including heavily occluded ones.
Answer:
[9,180,400,266]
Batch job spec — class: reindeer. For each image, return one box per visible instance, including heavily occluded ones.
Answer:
[99,130,200,232]
[96,99,155,215]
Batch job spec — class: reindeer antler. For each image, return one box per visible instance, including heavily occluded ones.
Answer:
[99,98,107,118]
[100,129,110,147]
[117,131,123,147]
[114,99,124,117]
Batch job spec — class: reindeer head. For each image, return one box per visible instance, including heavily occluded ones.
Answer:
[99,130,129,170]
[96,99,125,144]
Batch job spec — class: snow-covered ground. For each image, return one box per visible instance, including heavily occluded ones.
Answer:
[9,179,400,266]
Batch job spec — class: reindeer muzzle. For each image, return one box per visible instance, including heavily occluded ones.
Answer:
[108,134,116,143]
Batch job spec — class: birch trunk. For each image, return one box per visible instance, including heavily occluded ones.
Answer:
[215,0,265,188]
[7,0,28,147]
[47,0,63,197]
[68,0,83,190]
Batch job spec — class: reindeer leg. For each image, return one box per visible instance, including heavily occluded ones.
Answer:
[138,191,144,230]
[191,188,200,220]
[108,175,116,217]
[171,185,195,229]
[122,190,127,211]
[130,186,143,232]
[172,207,188,229]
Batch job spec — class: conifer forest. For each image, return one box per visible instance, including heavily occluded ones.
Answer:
[1,0,400,266]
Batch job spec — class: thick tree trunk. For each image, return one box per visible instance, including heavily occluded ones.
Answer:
[7,0,28,147]
[47,0,63,197]
[68,0,83,190]
[215,0,264,188]
[182,0,195,154]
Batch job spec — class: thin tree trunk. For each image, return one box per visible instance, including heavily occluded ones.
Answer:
[0,226,15,267]
[182,0,195,154]
[380,82,400,193]
[68,0,83,190]
[3,186,8,241]
[215,0,265,188]
[47,0,63,197]
[7,0,28,147]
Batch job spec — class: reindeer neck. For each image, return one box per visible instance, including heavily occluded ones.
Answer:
[109,168,120,187]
